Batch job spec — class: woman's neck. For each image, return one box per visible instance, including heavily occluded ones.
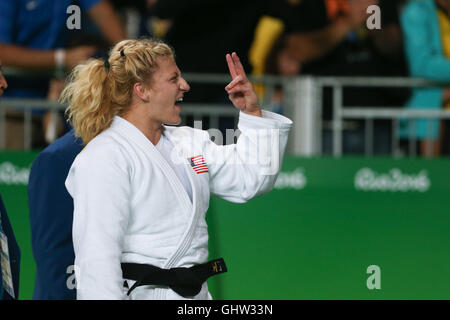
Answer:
[122,109,163,146]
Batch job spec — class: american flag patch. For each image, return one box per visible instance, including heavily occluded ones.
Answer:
[189,155,208,174]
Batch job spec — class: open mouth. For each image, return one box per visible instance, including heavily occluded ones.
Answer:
[175,97,184,109]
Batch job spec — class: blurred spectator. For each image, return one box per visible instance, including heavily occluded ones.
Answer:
[399,0,450,156]
[109,0,151,38]
[267,38,302,78]
[263,35,302,114]
[150,0,304,136]
[144,0,173,39]
[109,0,172,39]
[249,16,286,79]
[274,0,410,154]
[151,0,303,104]
[0,0,125,149]
[0,62,7,97]
[284,0,407,79]
[28,129,84,300]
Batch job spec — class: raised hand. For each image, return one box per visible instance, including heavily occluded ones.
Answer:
[225,52,262,117]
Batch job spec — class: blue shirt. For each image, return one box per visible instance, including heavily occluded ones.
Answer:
[0,0,100,49]
[0,0,100,100]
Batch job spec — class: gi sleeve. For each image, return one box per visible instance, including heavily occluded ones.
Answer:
[28,152,76,300]
[204,110,292,203]
[65,142,131,300]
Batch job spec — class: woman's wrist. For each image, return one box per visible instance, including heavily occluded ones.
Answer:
[54,49,66,69]
[243,107,262,117]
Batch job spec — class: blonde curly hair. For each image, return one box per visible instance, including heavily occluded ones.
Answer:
[61,39,174,144]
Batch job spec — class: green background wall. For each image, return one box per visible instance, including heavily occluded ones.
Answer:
[0,152,449,299]
[206,157,450,299]
[0,151,39,300]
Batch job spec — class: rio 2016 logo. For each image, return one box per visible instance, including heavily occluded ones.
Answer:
[354,168,431,193]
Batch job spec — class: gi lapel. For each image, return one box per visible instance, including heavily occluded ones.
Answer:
[162,127,202,269]
[110,118,201,270]
[110,116,194,217]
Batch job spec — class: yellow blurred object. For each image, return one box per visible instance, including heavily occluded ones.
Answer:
[151,18,172,39]
[438,9,450,109]
[249,16,285,98]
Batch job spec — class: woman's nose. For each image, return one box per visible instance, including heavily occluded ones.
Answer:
[180,77,190,92]
[0,75,7,90]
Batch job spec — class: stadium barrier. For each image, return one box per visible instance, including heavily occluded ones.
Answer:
[312,77,450,157]
[1,152,449,299]
[2,67,450,157]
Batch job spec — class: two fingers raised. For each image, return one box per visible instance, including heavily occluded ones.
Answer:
[225,52,248,91]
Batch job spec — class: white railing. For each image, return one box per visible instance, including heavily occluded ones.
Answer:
[311,77,450,157]
[1,67,450,157]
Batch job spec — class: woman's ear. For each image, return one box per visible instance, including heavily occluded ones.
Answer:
[133,82,150,102]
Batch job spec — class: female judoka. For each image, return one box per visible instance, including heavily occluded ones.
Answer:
[62,39,293,299]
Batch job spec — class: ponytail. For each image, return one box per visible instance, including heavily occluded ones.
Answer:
[61,59,117,144]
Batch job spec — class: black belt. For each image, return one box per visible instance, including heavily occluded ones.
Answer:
[121,258,227,297]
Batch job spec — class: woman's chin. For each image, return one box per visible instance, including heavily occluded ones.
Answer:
[164,115,182,126]
[162,106,182,125]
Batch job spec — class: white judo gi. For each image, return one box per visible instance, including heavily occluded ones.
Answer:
[65,110,292,300]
